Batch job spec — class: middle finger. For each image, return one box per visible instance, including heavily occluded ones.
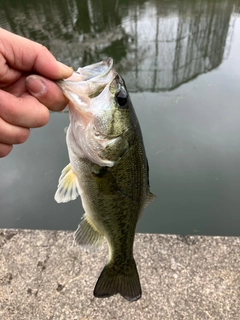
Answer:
[0,89,49,128]
[0,116,30,145]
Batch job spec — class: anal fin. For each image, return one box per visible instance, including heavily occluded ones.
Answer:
[74,215,104,249]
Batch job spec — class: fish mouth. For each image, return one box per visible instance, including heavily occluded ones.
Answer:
[74,58,113,82]
[57,58,115,104]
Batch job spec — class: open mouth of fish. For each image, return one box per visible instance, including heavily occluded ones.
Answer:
[57,58,128,167]
[57,58,115,102]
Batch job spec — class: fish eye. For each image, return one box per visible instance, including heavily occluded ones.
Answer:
[116,90,128,108]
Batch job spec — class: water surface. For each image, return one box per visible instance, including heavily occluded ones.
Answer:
[0,0,240,235]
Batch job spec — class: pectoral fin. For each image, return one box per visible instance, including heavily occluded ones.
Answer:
[54,163,80,203]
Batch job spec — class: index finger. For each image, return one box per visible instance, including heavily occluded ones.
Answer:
[0,28,73,81]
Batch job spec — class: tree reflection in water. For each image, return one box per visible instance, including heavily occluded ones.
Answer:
[0,0,239,91]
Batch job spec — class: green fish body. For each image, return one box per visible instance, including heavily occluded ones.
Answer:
[55,58,155,301]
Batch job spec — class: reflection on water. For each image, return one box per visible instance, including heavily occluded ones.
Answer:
[0,0,238,91]
[0,0,240,235]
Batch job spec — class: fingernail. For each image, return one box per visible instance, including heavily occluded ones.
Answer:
[26,75,46,96]
[56,61,73,78]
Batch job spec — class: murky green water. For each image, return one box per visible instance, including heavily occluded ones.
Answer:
[0,0,240,235]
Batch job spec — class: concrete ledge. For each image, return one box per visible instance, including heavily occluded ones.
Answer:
[0,229,240,319]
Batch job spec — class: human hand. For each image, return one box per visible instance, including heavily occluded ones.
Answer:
[0,28,73,157]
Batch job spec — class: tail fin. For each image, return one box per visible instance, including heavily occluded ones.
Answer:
[93,259,141,302]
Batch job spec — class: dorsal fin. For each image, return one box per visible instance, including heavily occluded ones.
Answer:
[144,191,156,208]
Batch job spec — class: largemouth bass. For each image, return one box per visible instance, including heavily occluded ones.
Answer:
[54,58,155,301]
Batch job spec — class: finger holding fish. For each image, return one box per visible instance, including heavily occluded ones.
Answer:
[26,75,70,111]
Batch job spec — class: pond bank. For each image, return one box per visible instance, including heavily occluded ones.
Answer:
[1,229,239,319]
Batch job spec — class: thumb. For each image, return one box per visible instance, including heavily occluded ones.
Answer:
[26,75,69,112]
